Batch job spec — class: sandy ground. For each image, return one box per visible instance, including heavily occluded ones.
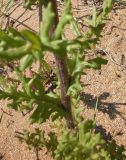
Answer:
[0,1,126,159]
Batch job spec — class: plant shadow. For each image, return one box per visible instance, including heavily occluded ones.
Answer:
[95,124,126,159]
[80,92,126,120]
[81,92,126,157]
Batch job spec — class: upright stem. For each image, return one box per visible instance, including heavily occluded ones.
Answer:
[47,0,74,129]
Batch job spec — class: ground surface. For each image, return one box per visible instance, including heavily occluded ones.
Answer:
[0,0,126,160]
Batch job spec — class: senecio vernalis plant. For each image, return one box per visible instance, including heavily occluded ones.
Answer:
[0,0,125,159]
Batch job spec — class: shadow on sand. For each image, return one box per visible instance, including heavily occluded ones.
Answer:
[80,92,126,120]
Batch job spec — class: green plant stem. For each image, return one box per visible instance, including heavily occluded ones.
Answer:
[48,0,74,129]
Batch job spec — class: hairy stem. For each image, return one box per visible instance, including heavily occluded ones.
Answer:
[46,0,74,129]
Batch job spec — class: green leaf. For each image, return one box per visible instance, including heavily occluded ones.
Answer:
[86,57,108,69]
[0,42,31,60]
[0,29,25,47]
[30,101,67,124]
[92,6,97,27]
[21,30,42,51]
[19,54,33,71]
[40,3,55,42]
[70,18,82,37]
[54,0,72,39]
[8,27,24,39]
[23,0,37,9]
[0,28,44,61]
